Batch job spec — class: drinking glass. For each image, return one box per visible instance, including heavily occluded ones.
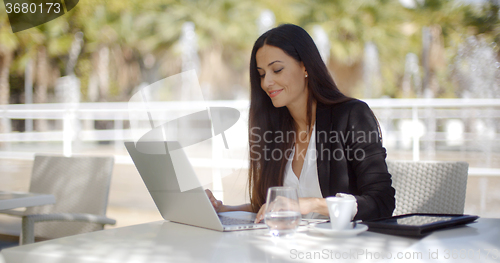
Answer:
[264,186,301,237]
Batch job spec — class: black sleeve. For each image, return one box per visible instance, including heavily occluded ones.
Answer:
[344,101,395,221]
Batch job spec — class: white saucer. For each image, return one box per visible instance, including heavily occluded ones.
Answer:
[309,223,368,237]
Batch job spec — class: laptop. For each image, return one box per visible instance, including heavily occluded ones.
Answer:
[124,141,267,231]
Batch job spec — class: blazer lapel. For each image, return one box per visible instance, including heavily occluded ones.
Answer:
[315,103,331,197]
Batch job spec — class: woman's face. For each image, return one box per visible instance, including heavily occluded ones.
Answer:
[256,44,308,109]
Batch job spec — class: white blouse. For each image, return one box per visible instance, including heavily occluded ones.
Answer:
[283,123,357,219]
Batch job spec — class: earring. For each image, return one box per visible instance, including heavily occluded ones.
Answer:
[305,74,308,78]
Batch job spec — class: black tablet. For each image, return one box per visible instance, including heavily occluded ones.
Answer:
[362,213,479,237]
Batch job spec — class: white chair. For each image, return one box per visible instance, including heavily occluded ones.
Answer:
[386,160,469,216]
[1,154,116,245]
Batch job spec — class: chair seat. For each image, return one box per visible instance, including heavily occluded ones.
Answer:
[0,210,25,217]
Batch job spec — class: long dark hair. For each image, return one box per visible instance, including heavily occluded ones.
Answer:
[248,24,352,212]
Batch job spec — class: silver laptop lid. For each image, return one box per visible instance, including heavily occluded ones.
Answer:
[125,141,225,231]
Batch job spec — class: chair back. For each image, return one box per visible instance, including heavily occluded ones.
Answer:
[387,160,469,216]
[25,154,114,239]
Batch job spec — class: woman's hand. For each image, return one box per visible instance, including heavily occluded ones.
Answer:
[254,196,297,223]
[299,197,321,215]
[254,203,267,223]
[204,192,253,213]
[254,197,325,223]
[205,189,224,212]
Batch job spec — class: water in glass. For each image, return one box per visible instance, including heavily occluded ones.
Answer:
[264,187,300,237]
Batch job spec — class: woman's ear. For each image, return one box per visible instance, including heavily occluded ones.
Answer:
[300,62,307,78]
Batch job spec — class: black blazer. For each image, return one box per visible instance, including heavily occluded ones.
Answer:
[315,99,395,221]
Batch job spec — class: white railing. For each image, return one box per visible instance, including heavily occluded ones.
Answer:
[1,99,499,177]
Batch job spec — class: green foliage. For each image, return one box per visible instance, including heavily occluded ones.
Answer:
[1,0,499,102]
[463,1,500,42]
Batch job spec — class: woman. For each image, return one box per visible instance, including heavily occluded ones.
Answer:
[206,24,395,222]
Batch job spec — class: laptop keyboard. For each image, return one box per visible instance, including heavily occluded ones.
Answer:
[219,216,255,225]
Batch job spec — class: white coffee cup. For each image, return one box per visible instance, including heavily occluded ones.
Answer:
[326,197,356,230]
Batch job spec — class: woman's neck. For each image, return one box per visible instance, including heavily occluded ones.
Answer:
[287,100,317,134]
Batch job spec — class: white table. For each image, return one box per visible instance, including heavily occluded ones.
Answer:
[0,191,55,211]
[1,218,499,263]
